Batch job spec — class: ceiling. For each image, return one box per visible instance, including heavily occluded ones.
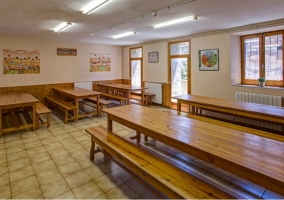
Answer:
[1,0,284,46]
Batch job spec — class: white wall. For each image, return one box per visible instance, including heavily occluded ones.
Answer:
[0,35,122,87]
[122,42,168,83]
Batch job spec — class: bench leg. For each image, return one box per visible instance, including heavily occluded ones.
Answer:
[136,131,141,143]
[46,113,50,128]
[90,136,95,161]
[144,135,148,141]
[36,114,40,130]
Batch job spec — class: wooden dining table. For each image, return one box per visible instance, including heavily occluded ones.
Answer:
[172,94,284,125]
[97,83,146,105]
[0,91,39,136]
[53,87,102,121]
[103,104,284,196]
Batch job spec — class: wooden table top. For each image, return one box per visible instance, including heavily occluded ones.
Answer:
[0,91,38,107]
[173,94,284,119]
[97,83,146,91]
[103,104,284,195]
[53,87,102,98]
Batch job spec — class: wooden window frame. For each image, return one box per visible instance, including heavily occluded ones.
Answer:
[241,30,284,87]
[129,46,143,87]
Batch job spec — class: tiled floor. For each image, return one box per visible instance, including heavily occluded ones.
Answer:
[0,105,283,199]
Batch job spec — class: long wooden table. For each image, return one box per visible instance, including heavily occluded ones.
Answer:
[103,105,284,196]
[53,87,101,121]
[172,94,284,125]
[97,83,146,105]
[0,91,38,136]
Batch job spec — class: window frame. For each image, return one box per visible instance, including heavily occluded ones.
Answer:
[241,30,284,87]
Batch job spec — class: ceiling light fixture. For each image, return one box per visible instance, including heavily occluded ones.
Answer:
[153,16,198,29]
[83,0,110,15]
[112,32,137,39]
[54,22,72,33]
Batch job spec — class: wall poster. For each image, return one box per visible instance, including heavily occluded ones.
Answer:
[198,48,219,71]
[90,53,111,72]
[3,49,40,74]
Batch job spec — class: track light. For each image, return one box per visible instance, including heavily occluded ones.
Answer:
[112,32,137,39]
[153,16,197,28]
[83,0,110,15]
[54,22,72,33]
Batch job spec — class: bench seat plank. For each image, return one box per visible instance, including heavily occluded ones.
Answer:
[86,126,233,199]
[36,102,51,129]
[101,93,129,106]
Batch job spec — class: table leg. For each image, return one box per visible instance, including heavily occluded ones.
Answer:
[107,115,113,132]
[32,103,37,131]
[177,100,181,112]
[141,90,145,106]
[97,95,100,117]
[0,108,2,137]
[90,136,95,161]
[74,98,79,121]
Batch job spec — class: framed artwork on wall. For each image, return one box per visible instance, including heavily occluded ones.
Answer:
[148,51,159,63]
[199,48,219,71]
[57,48,77,56]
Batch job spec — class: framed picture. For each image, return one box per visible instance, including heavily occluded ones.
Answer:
[199,48,219,71]
[148,51,159,63]
[57,48,77,56]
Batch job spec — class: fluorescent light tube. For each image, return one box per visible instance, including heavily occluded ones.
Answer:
[153,16,197,28]
[112,32,137,39]
[54,22,72,33]
[83,0,110,15]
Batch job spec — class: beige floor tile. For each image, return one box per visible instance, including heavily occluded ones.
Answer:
[53,191,77,199]
[0,172,9,187]
[0,184,11,199]
[72,181,103,199]
[0,163,8,175]
[69,131,85,137]
[139,190,159,199]
[36,168,62,185]
[41,136,58,145]
[0,149,6,156]
[74,135,90,143]
[80,140,92,149]
[8,157,31,172]
[65,127,79,133]
[51,129,68,136]
[0,143,5,150]
[76,158,96,169]
[71,149,89,162]
[64,143,84,153]
[37,132,54,139]
[5,139,23,148]
[58,161,82,176]
[11,175,39,197]
[48,126,64,132]
[41,177,70,199]
[0,154,7,165]
[96,193,108,199]
[85,163,111,180]
[21,131,37,139]
[102,160,121,171]
[6,144,25,155]
[22,136,39,144]
[95,173,123,192]
[106,183,139,199]
[65,170,92,189]
[7,151,28,163]
[27,146,47,156]
[12,187,43,199]
[56,133,72,141]
[29,151,51,164]
[48,147,69,158]
[125,178,149,196]
[60,138,78,147]
[9,165,34,183]
[52,154,75,167]
[112,168,133,183]
[44,141,63,151]
[32,159,56,174]
[0,137,4,144]
[5,134,21,142]
[24,140,42,149]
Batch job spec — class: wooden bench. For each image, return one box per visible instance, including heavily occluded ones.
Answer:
[85,126,233,199]
[36,102,51,129]
[45,96,77,124]
[101,93,130,106]
[131,91,155,106]
[83,97,112,117]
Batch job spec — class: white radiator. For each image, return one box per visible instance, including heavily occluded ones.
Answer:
[145,82,163,104]
[74,82,93,90]
[234,91,283,131]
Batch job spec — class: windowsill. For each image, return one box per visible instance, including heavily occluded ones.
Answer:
[232,84,284,90]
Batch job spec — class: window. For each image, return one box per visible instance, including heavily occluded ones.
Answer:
[241,31,284,86]
[129,47,143,87]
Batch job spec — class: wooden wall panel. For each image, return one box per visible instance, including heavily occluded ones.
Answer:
[122,79,131,85]
[92,79,122,91]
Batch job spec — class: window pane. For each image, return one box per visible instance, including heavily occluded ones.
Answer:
[244,38,259,80]
[131,60,141,87]
[170,42,189,55]
[265,34,283,81]
[131,48,142,58]
[171,58,187,97]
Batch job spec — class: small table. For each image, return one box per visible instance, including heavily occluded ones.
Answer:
[103,105,284,196]
[97,83,146,105]
[0,91,39,136]
[53,87,102,121]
